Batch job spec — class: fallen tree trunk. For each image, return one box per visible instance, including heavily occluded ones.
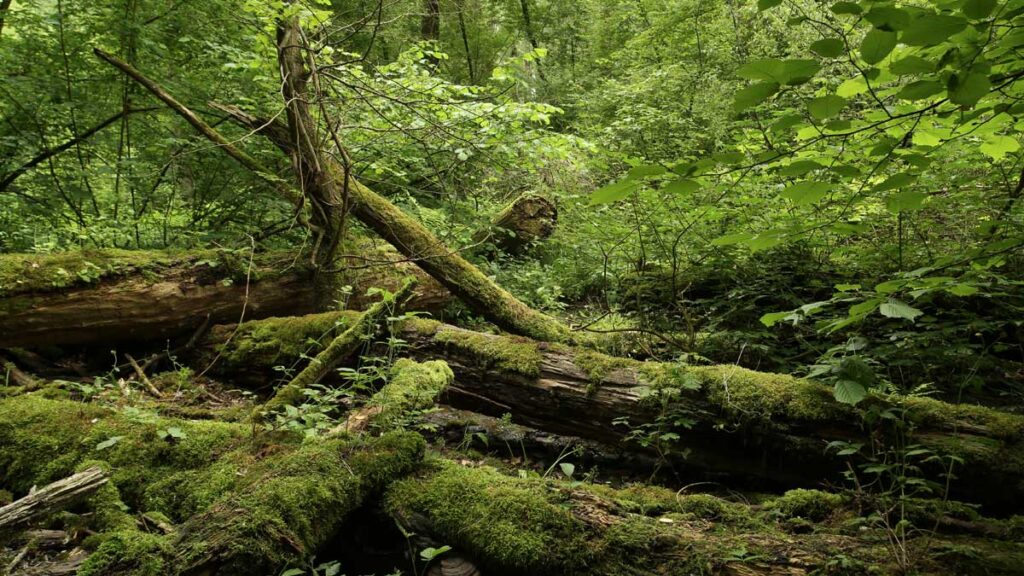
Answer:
[193,312,1024,513]
[0,247,447,348]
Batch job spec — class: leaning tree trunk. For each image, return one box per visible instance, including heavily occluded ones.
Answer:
[0,246,447,348]
[192,311,1024,514]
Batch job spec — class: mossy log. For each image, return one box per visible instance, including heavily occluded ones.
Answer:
[194,312,1024,513]
[387,461,1024,576]
[472,193,557,255]
[0,246,447,349]
[0,393,426,575]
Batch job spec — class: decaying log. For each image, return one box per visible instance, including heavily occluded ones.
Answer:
[0,394,426,575]
[0,246,447,349]
[386,460,1024,576]
[473,193,557,255]
[194,312,1024,513]
[0,467,107,534]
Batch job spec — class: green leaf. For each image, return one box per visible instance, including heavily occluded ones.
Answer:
[420,546,452,562]
[777,160,823,177]
[837,76,869,97]
[628,164,667,178]
[737,59,820,85]
[979,134,1021,161]
[890,56,935,76]
[760,310,795,327]
[781,180,832,205]
[280,570,305,576]
[947,283,979,296]
[733,82,779,111]
[96,436,124,451]
[758,0,783,10]
[831,2,863,15]
[879,299,924,321]
[662,178,701,194]
[834,380,868,405]
[558,462,576,478]
[810,38,845,58]
[885,190,927,213]
[873,172,917,192]
[896,80,944,101]
[808,95,847,120]
[864,6,911,30]
[589,180,638,205]
[901,14,968,46]
[948,72,991,107]
[711,232,753,246]
[912,130,942,147]
[860,30,897,64]
[962,0,997,19]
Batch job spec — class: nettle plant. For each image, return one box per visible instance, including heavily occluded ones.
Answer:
[590,0,1024,404]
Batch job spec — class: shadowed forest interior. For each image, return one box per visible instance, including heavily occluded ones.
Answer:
[1,0,1023,574]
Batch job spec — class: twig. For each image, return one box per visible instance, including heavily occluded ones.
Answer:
[126,354,162,398]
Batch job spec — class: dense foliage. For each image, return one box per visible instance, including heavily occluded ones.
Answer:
[2,0,1022,405]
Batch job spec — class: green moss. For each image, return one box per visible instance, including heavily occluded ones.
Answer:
[364,359,454,430]
[901,395,1024,440]
[176,431,425,574]
[767,489,846,521]
[77,530,173,576]
[434,327,543,377]
[386,461,596,573]
[0,249,198,298]
[691,365,851,424]
[676,493,753,524]
[573,350,641,389]
[213,310,356,369]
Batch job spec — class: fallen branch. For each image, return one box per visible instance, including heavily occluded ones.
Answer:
[0,467,107,534]
[256,277,417,419]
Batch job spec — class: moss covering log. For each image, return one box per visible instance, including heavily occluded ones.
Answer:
[195,312,1024,513]
[386,461,1024,576]
[0,246,446,349]
[341,358,454,433]
[0,393,426,574]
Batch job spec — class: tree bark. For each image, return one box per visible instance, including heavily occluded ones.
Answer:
[193,312,1024,513]
[0,247,447,349]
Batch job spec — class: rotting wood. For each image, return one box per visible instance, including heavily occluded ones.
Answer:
[0,467,107,534]
[256,278,418,419]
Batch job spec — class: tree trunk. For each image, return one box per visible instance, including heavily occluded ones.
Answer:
[192,312,1024,514]
[0,247,447,349]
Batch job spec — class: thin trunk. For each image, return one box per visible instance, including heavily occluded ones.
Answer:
[456,0,475,82]
[518,0,547,81]
[0,0,12,37]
